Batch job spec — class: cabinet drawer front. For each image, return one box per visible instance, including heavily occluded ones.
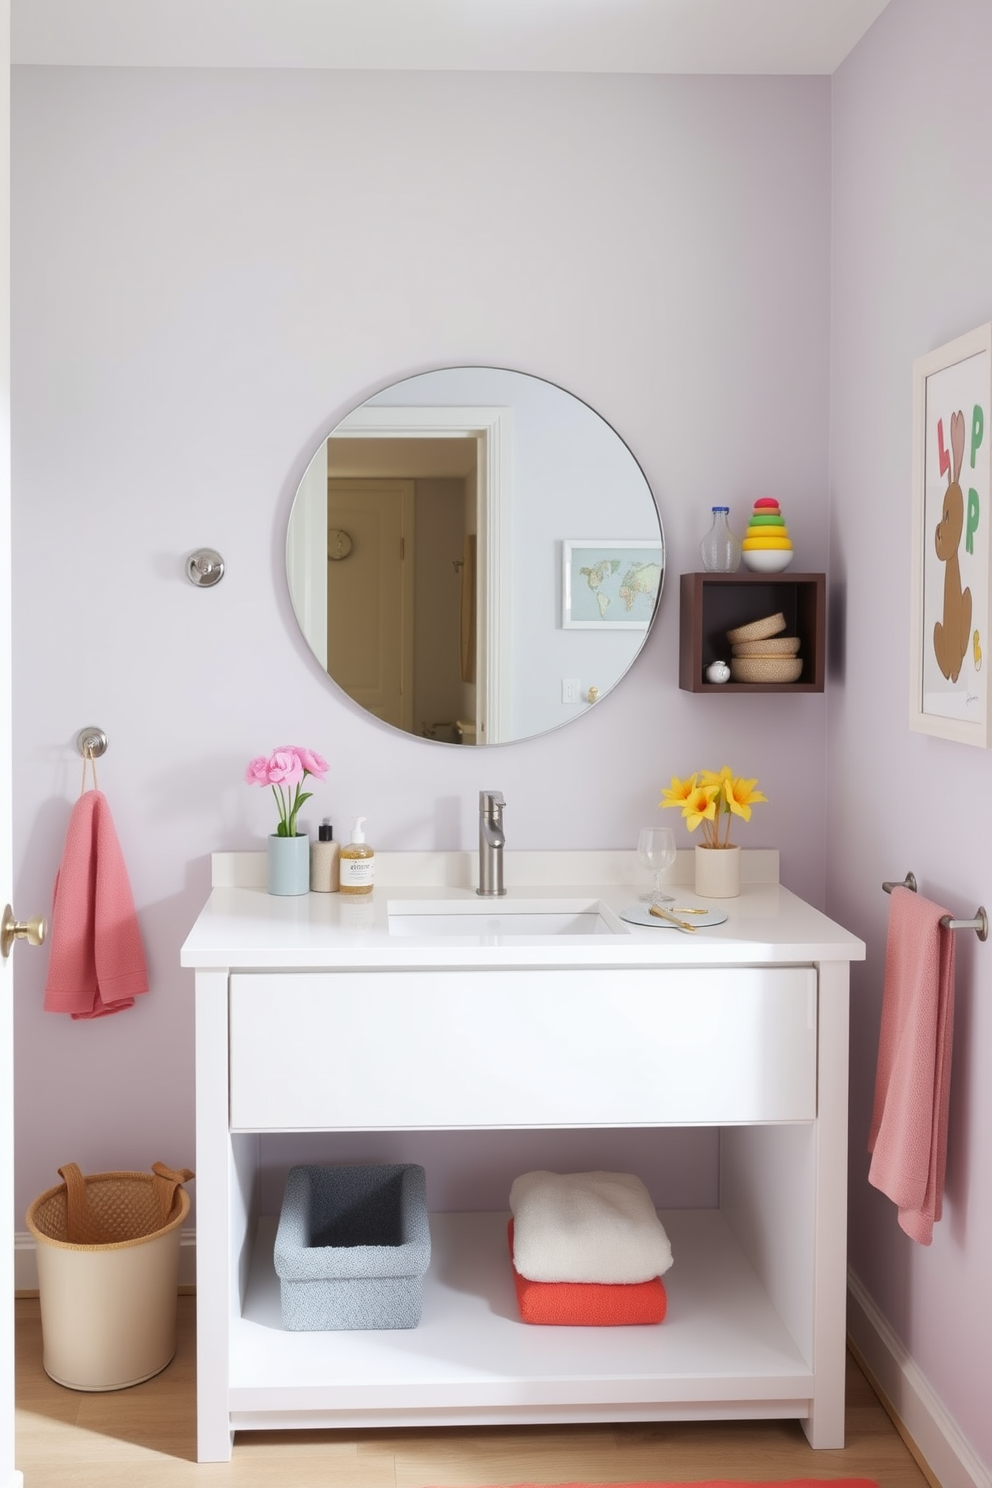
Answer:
[229,967,816,1130]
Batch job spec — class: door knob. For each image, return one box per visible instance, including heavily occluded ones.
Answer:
[1,904,48,960]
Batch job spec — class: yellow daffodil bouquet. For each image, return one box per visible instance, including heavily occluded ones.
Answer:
[661,766,767,849]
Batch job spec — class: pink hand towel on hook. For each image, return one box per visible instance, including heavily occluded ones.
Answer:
[868,884,955,1244]
[43,790,149,1019]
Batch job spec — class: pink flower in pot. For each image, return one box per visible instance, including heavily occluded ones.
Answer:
[245,746,328,837]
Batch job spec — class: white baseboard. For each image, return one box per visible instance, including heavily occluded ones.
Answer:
[14,1229,196,1295]
[848,1268,991,1488]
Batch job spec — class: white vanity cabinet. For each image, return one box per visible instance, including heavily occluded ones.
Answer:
[182,853,865,1464]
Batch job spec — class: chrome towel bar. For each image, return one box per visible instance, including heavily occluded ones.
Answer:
[882,872,987,940]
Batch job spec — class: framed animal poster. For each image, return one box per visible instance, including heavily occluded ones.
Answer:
[910,323,992,745]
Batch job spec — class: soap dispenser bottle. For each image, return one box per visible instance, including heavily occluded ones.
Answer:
[339,816,375,895]
[310,821,340,893]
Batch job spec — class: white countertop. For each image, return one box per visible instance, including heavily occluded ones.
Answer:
[180,851,866,971]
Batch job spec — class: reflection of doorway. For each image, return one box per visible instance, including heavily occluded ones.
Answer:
[331,406,511,742]
[326,435,479,741]
[327,479,414,732]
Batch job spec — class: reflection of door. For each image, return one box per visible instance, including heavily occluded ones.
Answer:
[331,407,511,742]
[327,480,414,732]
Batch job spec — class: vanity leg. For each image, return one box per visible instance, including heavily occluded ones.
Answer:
[802,959,851,1449]
[195,969,236,1463]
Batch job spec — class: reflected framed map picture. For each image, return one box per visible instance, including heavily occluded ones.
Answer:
[562,539,664,630]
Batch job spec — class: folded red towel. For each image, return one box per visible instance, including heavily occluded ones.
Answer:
[508,1221,667,1326]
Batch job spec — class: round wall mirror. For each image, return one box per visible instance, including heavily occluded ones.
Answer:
[286,366,664,745]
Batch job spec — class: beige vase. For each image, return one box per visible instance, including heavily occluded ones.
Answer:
[694,843,741,898]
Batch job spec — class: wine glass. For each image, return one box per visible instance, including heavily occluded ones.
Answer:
[637,826,676,905]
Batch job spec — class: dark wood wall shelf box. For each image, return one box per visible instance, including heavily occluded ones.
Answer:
[679,572,826,693]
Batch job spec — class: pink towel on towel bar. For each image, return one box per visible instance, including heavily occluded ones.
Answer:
[868,885,955,1244]
[43,790,149,1019]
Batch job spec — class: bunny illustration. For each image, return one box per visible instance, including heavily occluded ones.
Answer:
[933,409,973,683]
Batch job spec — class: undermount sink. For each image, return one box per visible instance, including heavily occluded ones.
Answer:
[386,898,628,938]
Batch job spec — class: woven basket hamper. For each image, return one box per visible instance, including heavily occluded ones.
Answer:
[25,1162,193,1391]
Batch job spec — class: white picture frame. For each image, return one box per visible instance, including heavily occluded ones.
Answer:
[910,323,992,746]
[561,539,664,630]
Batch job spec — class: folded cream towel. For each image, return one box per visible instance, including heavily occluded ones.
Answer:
[509,1170,673,1284]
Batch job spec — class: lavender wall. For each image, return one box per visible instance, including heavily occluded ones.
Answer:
[830,0,992,1471]
[10,71,830,1223]
[11,23,990,1476]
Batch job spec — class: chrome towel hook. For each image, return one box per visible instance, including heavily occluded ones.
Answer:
[75,727,108,759]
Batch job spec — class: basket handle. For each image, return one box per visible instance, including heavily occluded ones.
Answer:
[151,1162,195,1224]
[57,1162,194,1242]
[57,1163,97,1245]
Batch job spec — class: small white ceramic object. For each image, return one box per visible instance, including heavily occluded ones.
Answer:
[741,548,794,573]
[705,659,731,684]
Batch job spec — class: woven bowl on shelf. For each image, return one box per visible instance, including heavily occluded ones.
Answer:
[731,635,801,657]
[725,612,787,645]
[730,656,803,684]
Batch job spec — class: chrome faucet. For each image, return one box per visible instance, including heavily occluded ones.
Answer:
[477,790,506,897]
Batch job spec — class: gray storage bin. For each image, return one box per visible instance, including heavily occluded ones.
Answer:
[273,1163,430,1330]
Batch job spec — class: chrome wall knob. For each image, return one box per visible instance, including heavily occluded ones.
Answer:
[186,548,225,586]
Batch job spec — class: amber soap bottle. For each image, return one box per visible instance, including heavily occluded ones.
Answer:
[339,816,375,895]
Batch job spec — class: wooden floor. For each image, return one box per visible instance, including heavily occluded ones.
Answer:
[15,1295,934,1488]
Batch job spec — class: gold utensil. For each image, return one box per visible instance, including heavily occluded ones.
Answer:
[649,904,697,932]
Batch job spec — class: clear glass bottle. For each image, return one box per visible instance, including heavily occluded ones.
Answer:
[700,506,742,573]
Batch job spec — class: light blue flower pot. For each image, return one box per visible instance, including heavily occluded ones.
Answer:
[267,834,310,896]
